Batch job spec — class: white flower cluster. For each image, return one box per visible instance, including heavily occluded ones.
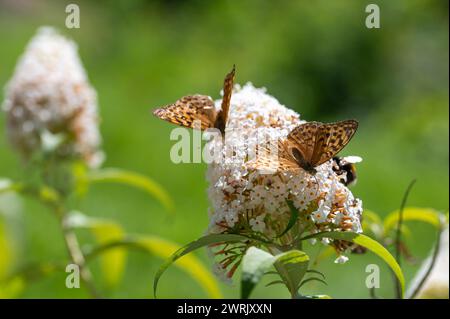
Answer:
[2,27,103,167]
[206,83,363,243]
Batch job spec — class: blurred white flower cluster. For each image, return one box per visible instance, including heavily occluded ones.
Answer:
[206,83,363,275]
[2,27,103,167]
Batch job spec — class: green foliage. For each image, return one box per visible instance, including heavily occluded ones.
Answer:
[80,168,175,214]
[0,0,447,298]
[277,200,299,238]
[65,212,127,288]
[241,247,310,299]
[301,231,405,298]
[383,208,443,236]
[154,234,249,298]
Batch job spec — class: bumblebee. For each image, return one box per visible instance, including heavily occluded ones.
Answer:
[332,156,362,186]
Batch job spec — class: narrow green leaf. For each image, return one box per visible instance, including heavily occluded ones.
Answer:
[300,231,405,298]
[134,236,223,298]
[306,269,326,280]
[87,168,175,214]
[277,200,299,237]
[154,234,248,298]
[299,277,327,288]
[383,207,442,236]
[265,280,285,287]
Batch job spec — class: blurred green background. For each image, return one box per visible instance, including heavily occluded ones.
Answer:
[0,0,448,298]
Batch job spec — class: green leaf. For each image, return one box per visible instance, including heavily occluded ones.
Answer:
[86,168,175,214]
[299,277,327,288]
[265,280,285,287]
[66,212,127,288]
[274,250,309,297]
[241,247,276,299]
[85,235,223,298]
[277,200,299,237]
[300,231,405,298]
[154,234,248,298]
[306,269,326,280]
[134,236,223,298]
[240,248,309,299]
[383,207,443,236]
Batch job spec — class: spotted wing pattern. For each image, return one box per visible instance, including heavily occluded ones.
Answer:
[311,120,358,166]
[152,95,217,130]
[247,140,300,173]
[219,65,235,126]
[286,122,322,166]
[249,120,358,173]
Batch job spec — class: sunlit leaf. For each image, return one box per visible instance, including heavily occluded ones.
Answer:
[86,168,174,214]
[300,231,405,298]
[154,234,248,298]
[383,207,443,236]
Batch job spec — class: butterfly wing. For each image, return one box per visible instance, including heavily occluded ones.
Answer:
[311,120,358,166]
[247,140,300,173]
[286,122,322,165]
[153,95,217,130]
[216,65,236,132]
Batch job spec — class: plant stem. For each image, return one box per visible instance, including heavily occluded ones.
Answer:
[58,208,101,299]
[20,184,101,298]
[408,227,443,299]
[393,179,416,299]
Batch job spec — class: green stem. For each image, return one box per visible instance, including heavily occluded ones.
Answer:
[19,184,101,298]
[408,227,443,299]
[394,179,416,299]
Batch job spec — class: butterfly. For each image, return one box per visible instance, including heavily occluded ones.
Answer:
[152,65,236,134]
[248,120,359,175]
[332,155,362,186]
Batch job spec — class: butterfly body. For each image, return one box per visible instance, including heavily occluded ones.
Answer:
[287,144,317,174]
[152,66,236,135]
